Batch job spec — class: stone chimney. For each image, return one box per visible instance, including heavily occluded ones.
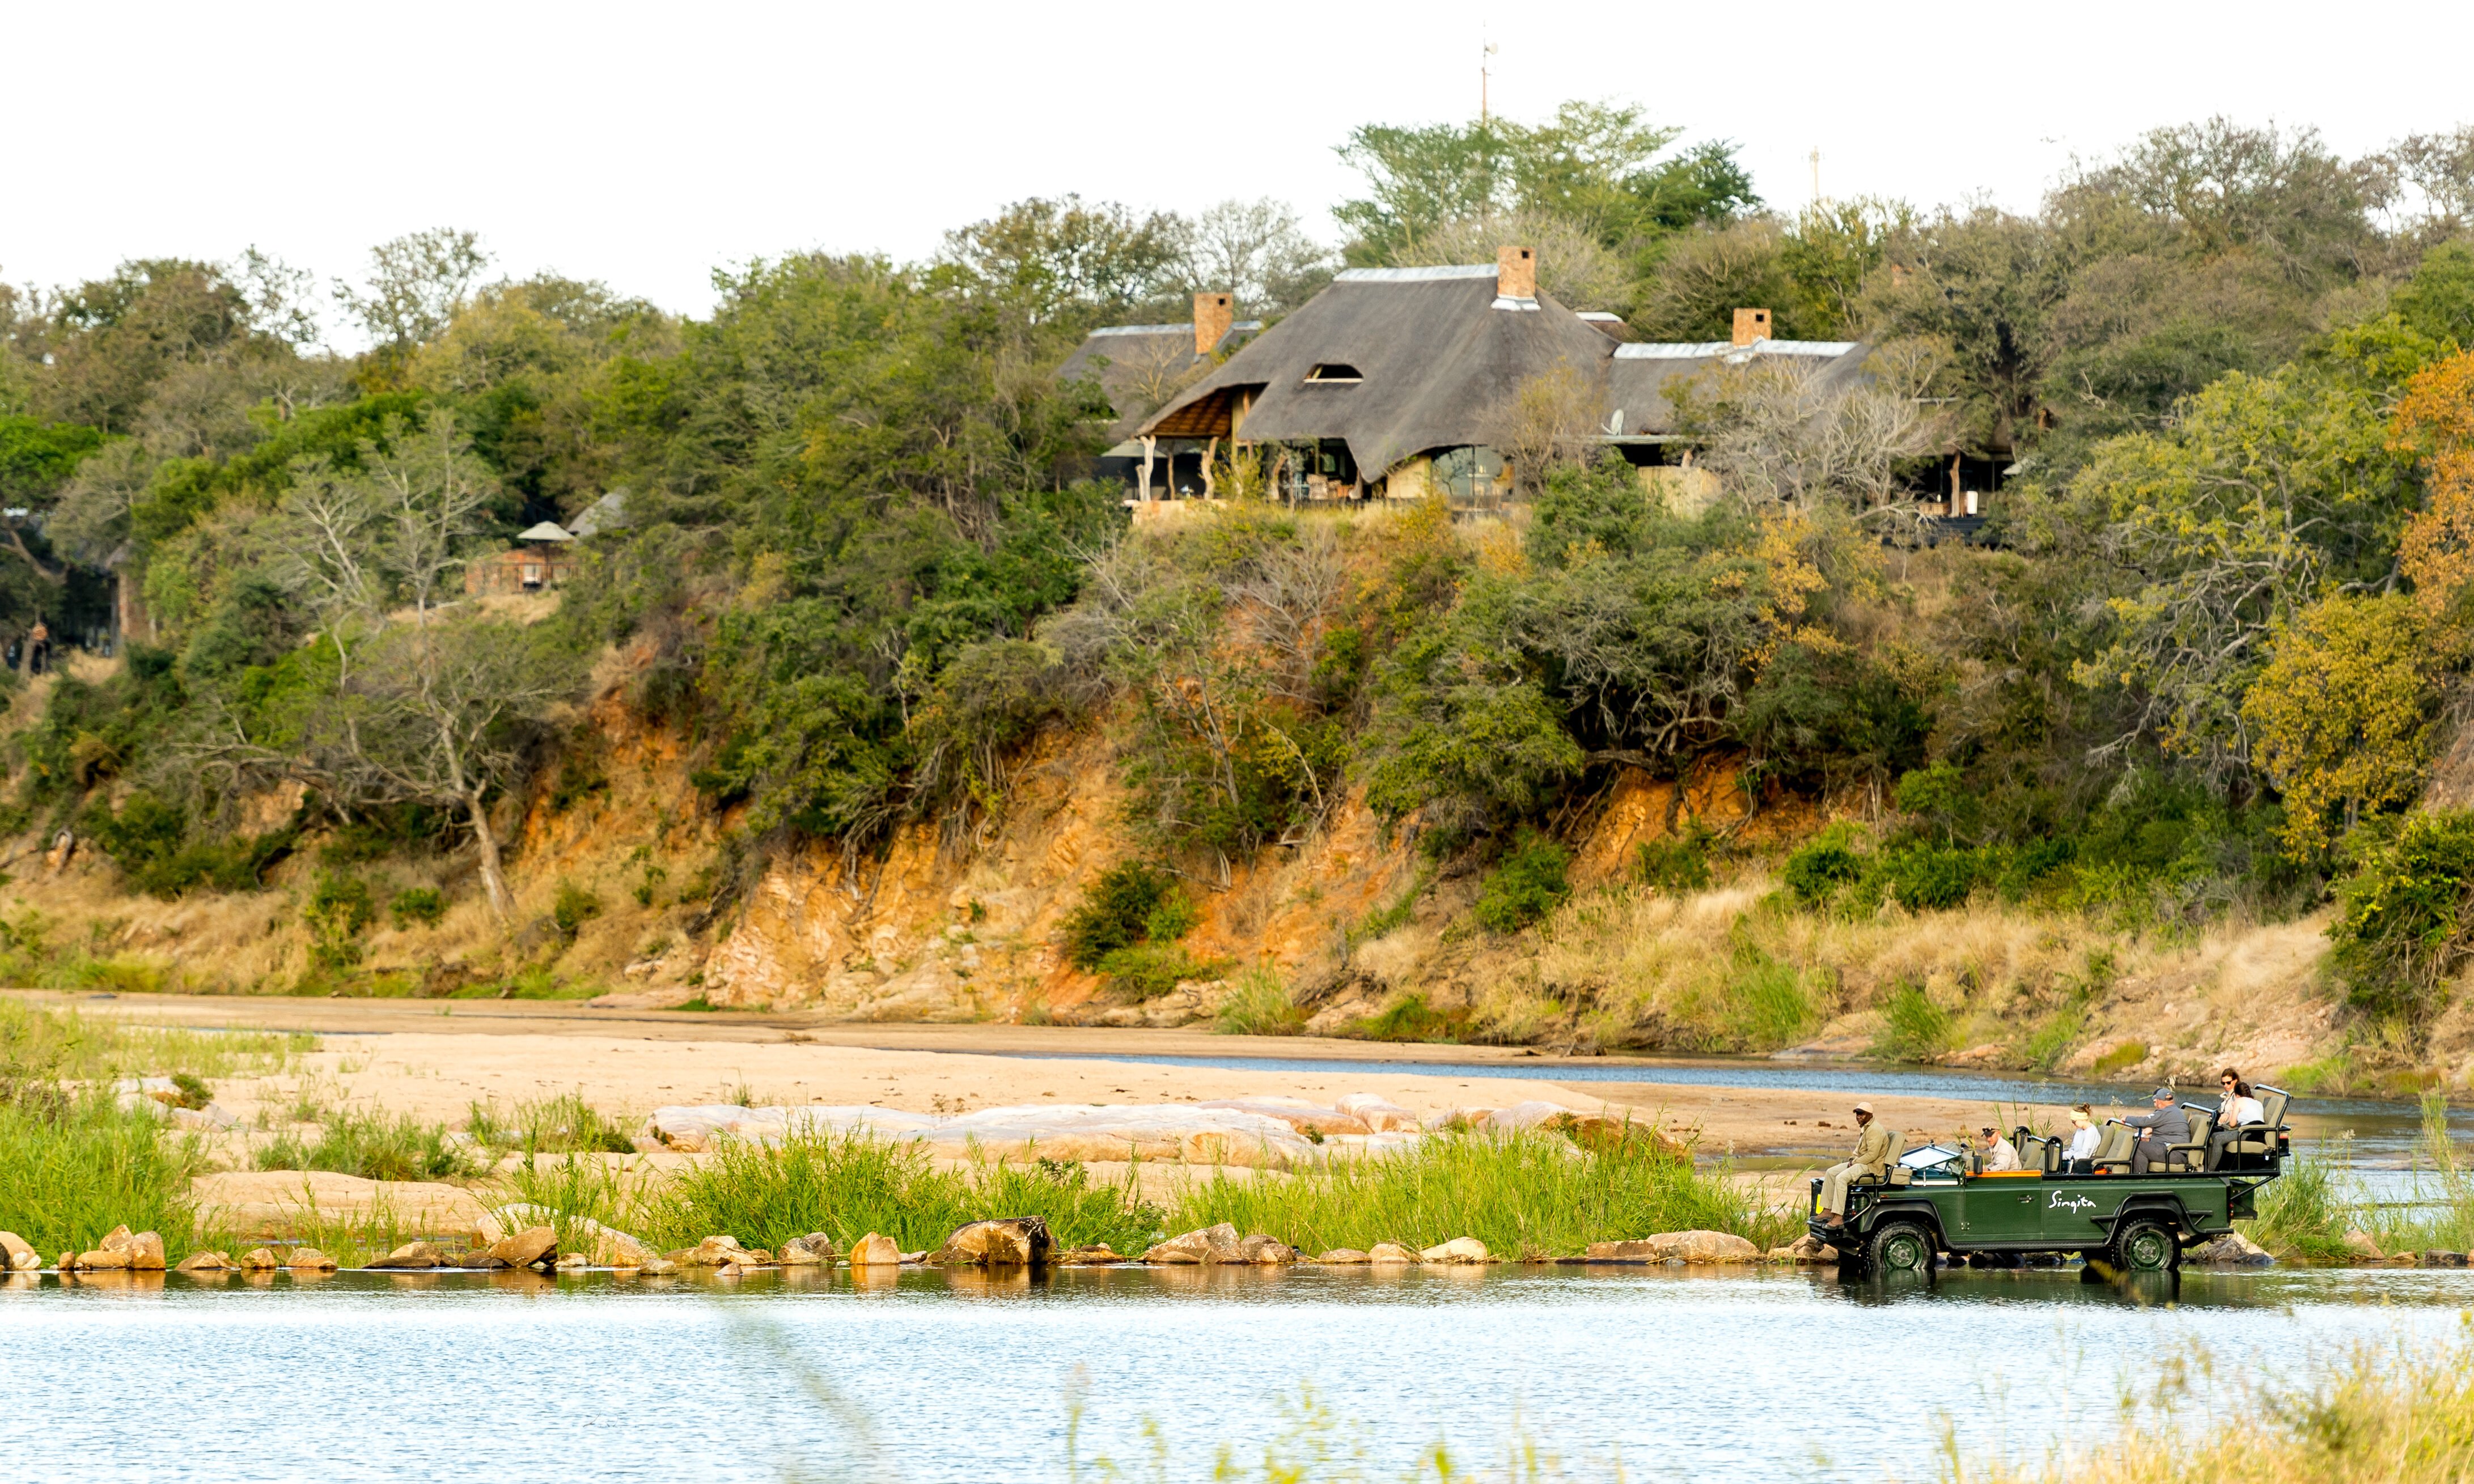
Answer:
[1194,292,1234,355]
[1497,245,1537,300]
[1731,307,1773,346]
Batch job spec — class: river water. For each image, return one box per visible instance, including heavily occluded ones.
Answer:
[6,1264,2467,1483]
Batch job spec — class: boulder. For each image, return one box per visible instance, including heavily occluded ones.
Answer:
[285,1247,339,1271]
[1585,1231,1761,1265]
[1769,1234,1835,1265]
[126,1232,166,1270]
[488,1226,558,1270]
[56,1252,72,1274]
[2423,1249,2469,1268]
[173,1250,231,1274]
[930,1217,1053,1267]
[848,1232,902,1266]
[73,1246,131,1271]
[366,1241,443,1270]
[639,1257,679,1275]
[1236,1234,1298,1265]
[1053,1244,1128,1266]
[555,1253,589,1270]
[1314,1249,1371,1265]
[674,1234,747,1267]
[238,1247,282,1271]
[1333,1094,1424,1133]
[740,1249,776,1266]
[99,1224,135,1254]
[594,1231,655,1269]
[0,1231,36,1271]
[780,1235,836,1266]
[1367,1243,1419,1264]
[2343,1229,2386,1262]
[1141,1223,1240,1265]
[1418,1237,1489,1265]
[2188,1232,2274,1267]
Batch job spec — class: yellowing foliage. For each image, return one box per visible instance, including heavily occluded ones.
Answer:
[2242,592,2435,855]
[2391,349,2474,629]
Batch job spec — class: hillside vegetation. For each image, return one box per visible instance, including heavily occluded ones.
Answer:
[6,117,2474,1091]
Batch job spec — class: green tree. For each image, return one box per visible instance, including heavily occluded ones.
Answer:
[2243,592,2437,854]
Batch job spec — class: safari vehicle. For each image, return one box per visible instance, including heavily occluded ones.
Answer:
[1808,1087,2291,1277]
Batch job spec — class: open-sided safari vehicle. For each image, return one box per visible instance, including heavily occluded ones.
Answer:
[1808,1087,2291,1277]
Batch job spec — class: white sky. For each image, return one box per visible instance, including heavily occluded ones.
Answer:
[11,0,2472,342]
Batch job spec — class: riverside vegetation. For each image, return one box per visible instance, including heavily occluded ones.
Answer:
[10,117,2474,1086]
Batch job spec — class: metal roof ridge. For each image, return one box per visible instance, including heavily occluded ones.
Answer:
[1331,265,1498,282]
[1086,324,1192,337]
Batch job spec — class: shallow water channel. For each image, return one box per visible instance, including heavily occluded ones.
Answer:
[7,1264,2470,1482]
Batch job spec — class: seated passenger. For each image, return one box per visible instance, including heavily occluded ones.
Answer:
[2064,1106,2100,1173]
[2205,1068,2267,1171]
[1818,1103,1895,1229]
[2124,1087,2192,1174]
[1979,1125,2021,1172]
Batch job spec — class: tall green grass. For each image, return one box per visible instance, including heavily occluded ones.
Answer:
[2243,1138,2356,1260]
[0,998,315,1084]
[1172,1131,1790,1259]
[255,1106,482,1182]
[0,1090,205,1257]
[642,1133,1168,1254]
[468,1091,638,1154]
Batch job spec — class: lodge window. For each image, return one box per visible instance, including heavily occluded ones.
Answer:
[1304,364,1363,383]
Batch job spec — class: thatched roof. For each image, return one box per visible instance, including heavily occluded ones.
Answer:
[1604,340,1871,438]
[1057,321,1260,443]
[1136,266,1620,478]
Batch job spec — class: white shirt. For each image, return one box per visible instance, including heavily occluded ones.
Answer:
[2067,1126,2101,1161]
[2221,1095,2265,1126]
[1984,1137,2021,1171]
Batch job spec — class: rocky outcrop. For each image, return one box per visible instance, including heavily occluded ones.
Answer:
[0,1230,35,1271]
[848,1233,902,1266]
[1236,1235,1298,1264]
[780,1234,836,1266]
[929,1217,1052,1267]
[1333,1095,1422,1133]
[2188,1232,2274,1266]
[1586,1231,1761,1264]
[671,1234,748,1267]
[366,1240,444,1270]
[238,1247,281,1270]
[1418,1237,1489,1264]
[71,1225,159,1271]
[1141,1223,1242,1265]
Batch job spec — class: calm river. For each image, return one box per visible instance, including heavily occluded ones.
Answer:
[4,1264,2467,1482]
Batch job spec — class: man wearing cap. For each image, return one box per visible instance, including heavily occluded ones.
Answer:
[1979,1125,2022,1172]
[1819,1103,1894,1228]
[2123,1088,2192,1175]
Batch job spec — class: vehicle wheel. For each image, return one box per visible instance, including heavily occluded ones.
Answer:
[1867,1221,1934,1276]
[2111,1218,2179,1273]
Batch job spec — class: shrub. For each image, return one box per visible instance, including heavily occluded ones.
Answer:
[1355,993,1463,1042]
[304,871,376,970]
[1882,843,1977,911]
[1094,942,1226,1001]
[389,887,447,930]
[1873,982,1956,1062]
[1782,837,1863,906]
[552,880,603,940]
[1214,967,1306,1035]
[1471,830,1571,934]
[2091,1041,2150,1078]
[1635,830,1714,893]
[2328,809,2474,1023]
[1060,862,1181,972]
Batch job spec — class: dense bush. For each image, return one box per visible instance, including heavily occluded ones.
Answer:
[1882,843,1979,911]
[389,887,446,929]
[1472,831,1573,934]
[2329,809,2474,1023]
[304,871,375,970]
[1058,862,1182,972]
[1781,837,1863,905]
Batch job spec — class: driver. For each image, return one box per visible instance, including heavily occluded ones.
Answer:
[1819,1103,1895,1230]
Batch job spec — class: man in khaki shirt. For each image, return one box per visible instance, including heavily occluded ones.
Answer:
[1821,1103,1894,1228]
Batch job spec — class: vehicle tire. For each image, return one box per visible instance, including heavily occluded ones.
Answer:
[2110,1218,2179,1273]
[1867,1221,1934,1276]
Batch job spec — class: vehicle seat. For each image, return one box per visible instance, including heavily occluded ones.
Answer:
[2091,1123,2134,1175]
[2165,1104,2212,1172]
[1884,1131,1913,1186]
[2226,1086,2291,1169]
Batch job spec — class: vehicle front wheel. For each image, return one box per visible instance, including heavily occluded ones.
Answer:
[1867,1220,1934,1276]
[2111,1218,2179,1273]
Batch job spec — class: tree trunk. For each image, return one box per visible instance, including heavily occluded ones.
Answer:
[467,788,514,922]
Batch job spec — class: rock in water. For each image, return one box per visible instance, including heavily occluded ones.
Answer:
[126,1232,166,1270]
[2343,1229,2386,1262]
[285,1247,338,1271]
[99,1224,135,1254]
[0,1231,37,1271]
[1314,1249,1371,1265]
[2188,1232,2274,1267]
[929,1217,1053,1267]
[639,1258,680,1275]
[1237,1235,1298,1265]
[555,1253,588,1270]
[367,1241,443,1270]
[2422,1249,2469,1268]
[174,1251,231,1274]
[676,1234,747,1267]
[73,1247,130,1271]
[779,1234,836,1266]
[1418,1237,1489,1264]
[1367,1243,1418,1264]
[239,1248,281,1271]
[1141,1223,1241,1265]
[848,1233,902,1266]
[1053,1244,1126,1266]
[1584,1231,1760,1264]
[1769,1235,1834,1265]
[489,1227,558,1270]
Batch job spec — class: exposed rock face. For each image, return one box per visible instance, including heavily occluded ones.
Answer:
[0,1231,39,1271]
[2188,1232,2274,1266]
[780,1234,836,1266]
[1585,1231,1761,1264]
[488,1227,558,1270]
[929,1217,1053,1267]
[367,1241,443,1270]
[1367,1243,1418,1264]
[848,1233,902,1266]
[285,1247,339,1271]
[1333,1095,1423,1133]
[174,1251,231,1274]
[1418,1237,1489,1264]
[1141,1223,1241,1265]
[1314,1249,1371,1264]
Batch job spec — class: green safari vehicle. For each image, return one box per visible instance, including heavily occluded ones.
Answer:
[1808,1087,2291,1277]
